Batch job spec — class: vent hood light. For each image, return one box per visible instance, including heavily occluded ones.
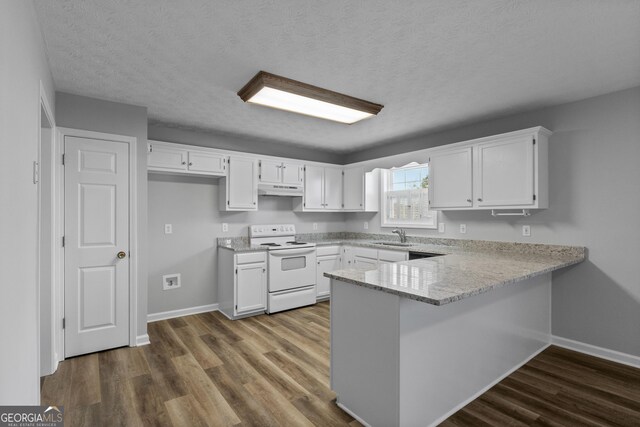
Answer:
[237,71,383,124]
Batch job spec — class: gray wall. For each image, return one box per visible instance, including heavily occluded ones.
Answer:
[344,87,640,357]
[55,92,149,341]
[147,174,346,314]
[149,124,343,164]
[0,0,56,404]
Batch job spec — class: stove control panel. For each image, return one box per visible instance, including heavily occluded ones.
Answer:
[249,224,296,237]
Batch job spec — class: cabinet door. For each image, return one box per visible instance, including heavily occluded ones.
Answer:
[343,167,364,210]
[429,147,473,209]
[228,156,257,210]
[281,162,304,185]
[148,144,187,171]
[316,255,341,298]
[304,165,325,209]
[353,256,378,271]
[259,160,281,184]
[476,136,534,207]
[236,263,266,314]
[188,151,226,175]
[324,168,344,210]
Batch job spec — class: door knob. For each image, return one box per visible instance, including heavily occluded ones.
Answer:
[117,251,127,259]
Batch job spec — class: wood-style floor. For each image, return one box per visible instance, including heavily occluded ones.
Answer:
[42,301,640,426]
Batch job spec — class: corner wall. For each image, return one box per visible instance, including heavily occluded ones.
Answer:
[55,92,149,342]
[345,87,640,357]
[0,0,56,404]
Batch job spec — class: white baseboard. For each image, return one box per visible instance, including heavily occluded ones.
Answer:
[552,335,640,368]
[147,303,219,323]
[428,343,550,427]
[136,334,150,347]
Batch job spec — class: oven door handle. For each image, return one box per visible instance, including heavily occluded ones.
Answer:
[269,247,316,257]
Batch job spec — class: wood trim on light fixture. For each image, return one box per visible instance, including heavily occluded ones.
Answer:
[237,71,384,116]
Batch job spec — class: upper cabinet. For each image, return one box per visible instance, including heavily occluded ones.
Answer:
[259,160,304,185]
[295,165,343,211]
[220,155,258,211]
[148,141,226,177]
[343,167,380,212]
[428,127,551,211]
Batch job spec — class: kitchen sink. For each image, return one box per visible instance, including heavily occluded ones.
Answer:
[374,242,413,247]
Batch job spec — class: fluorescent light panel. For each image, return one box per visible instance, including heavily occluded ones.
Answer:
[237,71,383,124]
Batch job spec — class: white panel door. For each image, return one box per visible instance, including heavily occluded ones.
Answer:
[324,168,344,210]
[64,136,130,357]
[236,263,266,314]
[259,160,281,184]
[476,136,535,207]
[228,156,257,209]
[281,162,303,185]
[148,144,187,171]
[429,147,473,209]
[316,255,341,298]
[343,167,364,210]
[304,165,325,209]
[188,151,226,175]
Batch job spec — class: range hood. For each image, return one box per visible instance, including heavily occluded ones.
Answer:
[258,183,304,197]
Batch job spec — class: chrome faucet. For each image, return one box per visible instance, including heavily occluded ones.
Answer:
[392,228,407,243]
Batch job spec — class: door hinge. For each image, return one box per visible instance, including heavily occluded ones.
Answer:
[62,318,65,329]
[342,171,344,176]
[533,137,536,145]
[303,202,306,207]
[62,236,65,247]
[148,144,153,153]
[235,304,238,310]
[533,194,537,201]
[259,175,261,179]
[303,166,306,171]
[227,200,230,206]
[61,154,65,165]
[235,268,238,274]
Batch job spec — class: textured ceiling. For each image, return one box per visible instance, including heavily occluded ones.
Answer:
[35,0,640,153]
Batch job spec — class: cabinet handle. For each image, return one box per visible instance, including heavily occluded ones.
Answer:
[466,199,472,203]
[253,202,256,205]
[182,161,186,165]
[188,162,193,166]
[477,198,483,202]
[262,268,266,272]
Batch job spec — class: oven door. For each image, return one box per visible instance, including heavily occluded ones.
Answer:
[268,247,317,292]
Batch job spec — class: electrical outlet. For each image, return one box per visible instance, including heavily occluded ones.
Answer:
[522,225,531,237]
[438,223,445,233]
[222,223,228,232]
[364,221,369,230]
[162,273,181,290]
[164,224,172,234]
[459,224,467,234]
[313,223,318,230]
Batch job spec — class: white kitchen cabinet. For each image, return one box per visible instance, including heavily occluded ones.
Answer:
[428,127,550,211]
[343,167,381,212]
[259,160,304,185]
[429,147,473,209]
[353,247,379,270]
[148,141,226,176]
[316,246,342,300]
[220,155,258,211]
[236,262,267,314]
[148,143,188,172]
[295,165,344,211]
[218,249,267,319]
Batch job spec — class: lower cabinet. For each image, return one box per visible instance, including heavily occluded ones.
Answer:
[353,247,379,271]
[218,249,266,319]
[316,246,342,300]
[346,246,409,270]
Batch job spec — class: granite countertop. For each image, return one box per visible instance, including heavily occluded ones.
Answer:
[324,249,585,306]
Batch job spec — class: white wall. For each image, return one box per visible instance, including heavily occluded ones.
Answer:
[345,87,640,357]
[0,0,56,404]
[147,174,346,315]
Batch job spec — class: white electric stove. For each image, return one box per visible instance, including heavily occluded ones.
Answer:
[249,224,317,313]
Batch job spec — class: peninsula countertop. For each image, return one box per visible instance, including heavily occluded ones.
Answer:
[324,248,585,306]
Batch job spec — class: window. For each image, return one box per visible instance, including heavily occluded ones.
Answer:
[381,162,437,229]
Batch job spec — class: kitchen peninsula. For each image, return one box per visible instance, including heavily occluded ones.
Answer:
[325,242,585,427]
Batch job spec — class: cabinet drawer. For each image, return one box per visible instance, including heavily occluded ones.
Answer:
[352,247,377,260]
[378,249,408,263]
[316,245,341,257]
[236,251,267,265]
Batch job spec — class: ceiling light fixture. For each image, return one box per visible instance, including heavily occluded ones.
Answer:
[237,71,383,124]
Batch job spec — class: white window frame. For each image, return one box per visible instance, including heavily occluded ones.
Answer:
[380,164,438,229]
